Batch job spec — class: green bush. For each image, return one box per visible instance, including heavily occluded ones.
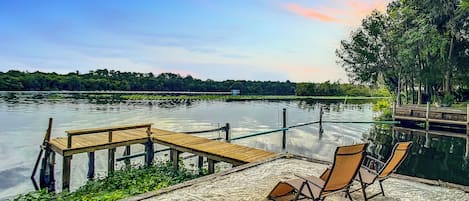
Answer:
[14,161,198,201]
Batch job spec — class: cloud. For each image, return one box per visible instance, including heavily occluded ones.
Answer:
[284,0,390,26]
[285,3,338,22]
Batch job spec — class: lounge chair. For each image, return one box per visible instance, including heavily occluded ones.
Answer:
[268,143,368,201]
[355,141,413,201]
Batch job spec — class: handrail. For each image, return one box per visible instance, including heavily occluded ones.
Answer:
[66,123,152,136]
[66,123,152,149]
[231,128,288,141]
[181,126,227,134]
[230,120,400,141]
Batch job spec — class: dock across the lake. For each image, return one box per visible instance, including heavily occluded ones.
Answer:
[393,103,469,133]
[41,123,278,191]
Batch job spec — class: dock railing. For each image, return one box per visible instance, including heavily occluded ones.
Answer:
[231,107,400,151]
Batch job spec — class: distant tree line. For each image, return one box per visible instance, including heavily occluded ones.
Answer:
[0,69,384,96]
[336,0,469,104]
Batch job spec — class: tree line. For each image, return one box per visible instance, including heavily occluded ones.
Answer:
[336,0,469,104]
[0,69,383,96]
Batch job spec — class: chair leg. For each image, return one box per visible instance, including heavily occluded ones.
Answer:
[379,180,385,196]
[346,189,353,201]
[360,182,368,201]
[294,183,305,201]
[357,172,368,201]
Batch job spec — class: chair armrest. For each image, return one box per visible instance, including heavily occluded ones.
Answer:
[360,166,379,175]
[294,174,323,189]
[365,155,385,165]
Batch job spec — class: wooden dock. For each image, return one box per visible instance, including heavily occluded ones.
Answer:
[394,103,468,132]
[41,123,278,191]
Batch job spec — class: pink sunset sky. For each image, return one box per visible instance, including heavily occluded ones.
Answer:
[0,0,391,82]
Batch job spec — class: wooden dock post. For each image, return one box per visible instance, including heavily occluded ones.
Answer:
[208,159,215,174]
[225,123,231,143]
[39,118,56,192]
[425,102,430,131]
[392,101,396,121]
[145,126,154,167]
[170,149,180,170]
[108,131,115,174]
[108,149,115,174]
[319,105,324,135]
[124,145,131,168]
[282,108,287,150]
[87,152,95,180]
[62,155,72,191]
[466,104,469,136]
[198,156,204,175]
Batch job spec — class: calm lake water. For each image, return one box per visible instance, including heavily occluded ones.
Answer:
[0,93,468,199]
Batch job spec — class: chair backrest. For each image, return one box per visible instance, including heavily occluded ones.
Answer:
[378,141,413,178]
[323,143,368,192]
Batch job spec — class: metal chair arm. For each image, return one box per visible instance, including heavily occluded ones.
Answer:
[294,174,323,189]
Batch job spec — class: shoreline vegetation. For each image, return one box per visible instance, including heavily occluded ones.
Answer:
[14,161,199,201]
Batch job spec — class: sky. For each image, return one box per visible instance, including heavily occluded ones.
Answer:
[0,0,390,82]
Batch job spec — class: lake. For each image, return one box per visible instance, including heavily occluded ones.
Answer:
[0,93,468,199]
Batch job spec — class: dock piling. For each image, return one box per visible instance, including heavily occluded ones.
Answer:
[108,148,115,174]
[208,159,215,174]
[170,149,180,170]
[198,156,204,175]
[225,123,231,143]
[87,152,95,180]
[282,108,287,150]
[425,102,430,131]
[319,106,324,135]
[124,145,131,168]
[466,104,469,136]
[62,156,72,191]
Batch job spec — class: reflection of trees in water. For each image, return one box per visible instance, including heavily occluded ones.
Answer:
[367,125,469,185]
[297,100,367,113]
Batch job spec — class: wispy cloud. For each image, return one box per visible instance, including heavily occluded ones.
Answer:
[284,0,390,26]
[285,3,338,23]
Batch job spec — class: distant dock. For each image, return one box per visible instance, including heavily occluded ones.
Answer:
[393,103,469,133]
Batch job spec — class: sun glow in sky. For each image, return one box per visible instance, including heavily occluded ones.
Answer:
[0,0,390,82]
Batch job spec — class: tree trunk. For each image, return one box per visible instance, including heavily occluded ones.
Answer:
[405,79,409,104]
[418,81,422,105]
[411,77,415,104]
[445,36,454,93]
[397,74,402,106]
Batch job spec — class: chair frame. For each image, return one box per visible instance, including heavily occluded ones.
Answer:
[354,142,413,201]
[270,143,368,201]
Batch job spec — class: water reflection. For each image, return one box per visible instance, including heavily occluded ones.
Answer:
[366,124,469,185]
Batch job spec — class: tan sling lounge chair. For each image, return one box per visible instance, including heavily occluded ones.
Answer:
[268,143,368,201]
[355,141,413,200]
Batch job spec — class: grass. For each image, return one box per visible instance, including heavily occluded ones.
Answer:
[119,94,390,101]
[13,160,199,201]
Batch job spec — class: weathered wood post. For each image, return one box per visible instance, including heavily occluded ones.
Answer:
[465,107,469,158]
[108,131,115,174]
[39,118,56,192]
[62,155,72,191]
[466,104,469,136]
[145,126,154,167]
[124,145,131,169]
[208,159,215,174]
[225,123,231,143]
[282,108,287,150]
[319,105,324,135]
[425,102,430,131]
[171,149,180,170]
[392,101,396,121]
[87,152,95,180]
[198,156,204,175]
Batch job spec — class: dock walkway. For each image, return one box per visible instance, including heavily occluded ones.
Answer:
[45,123,278,191]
